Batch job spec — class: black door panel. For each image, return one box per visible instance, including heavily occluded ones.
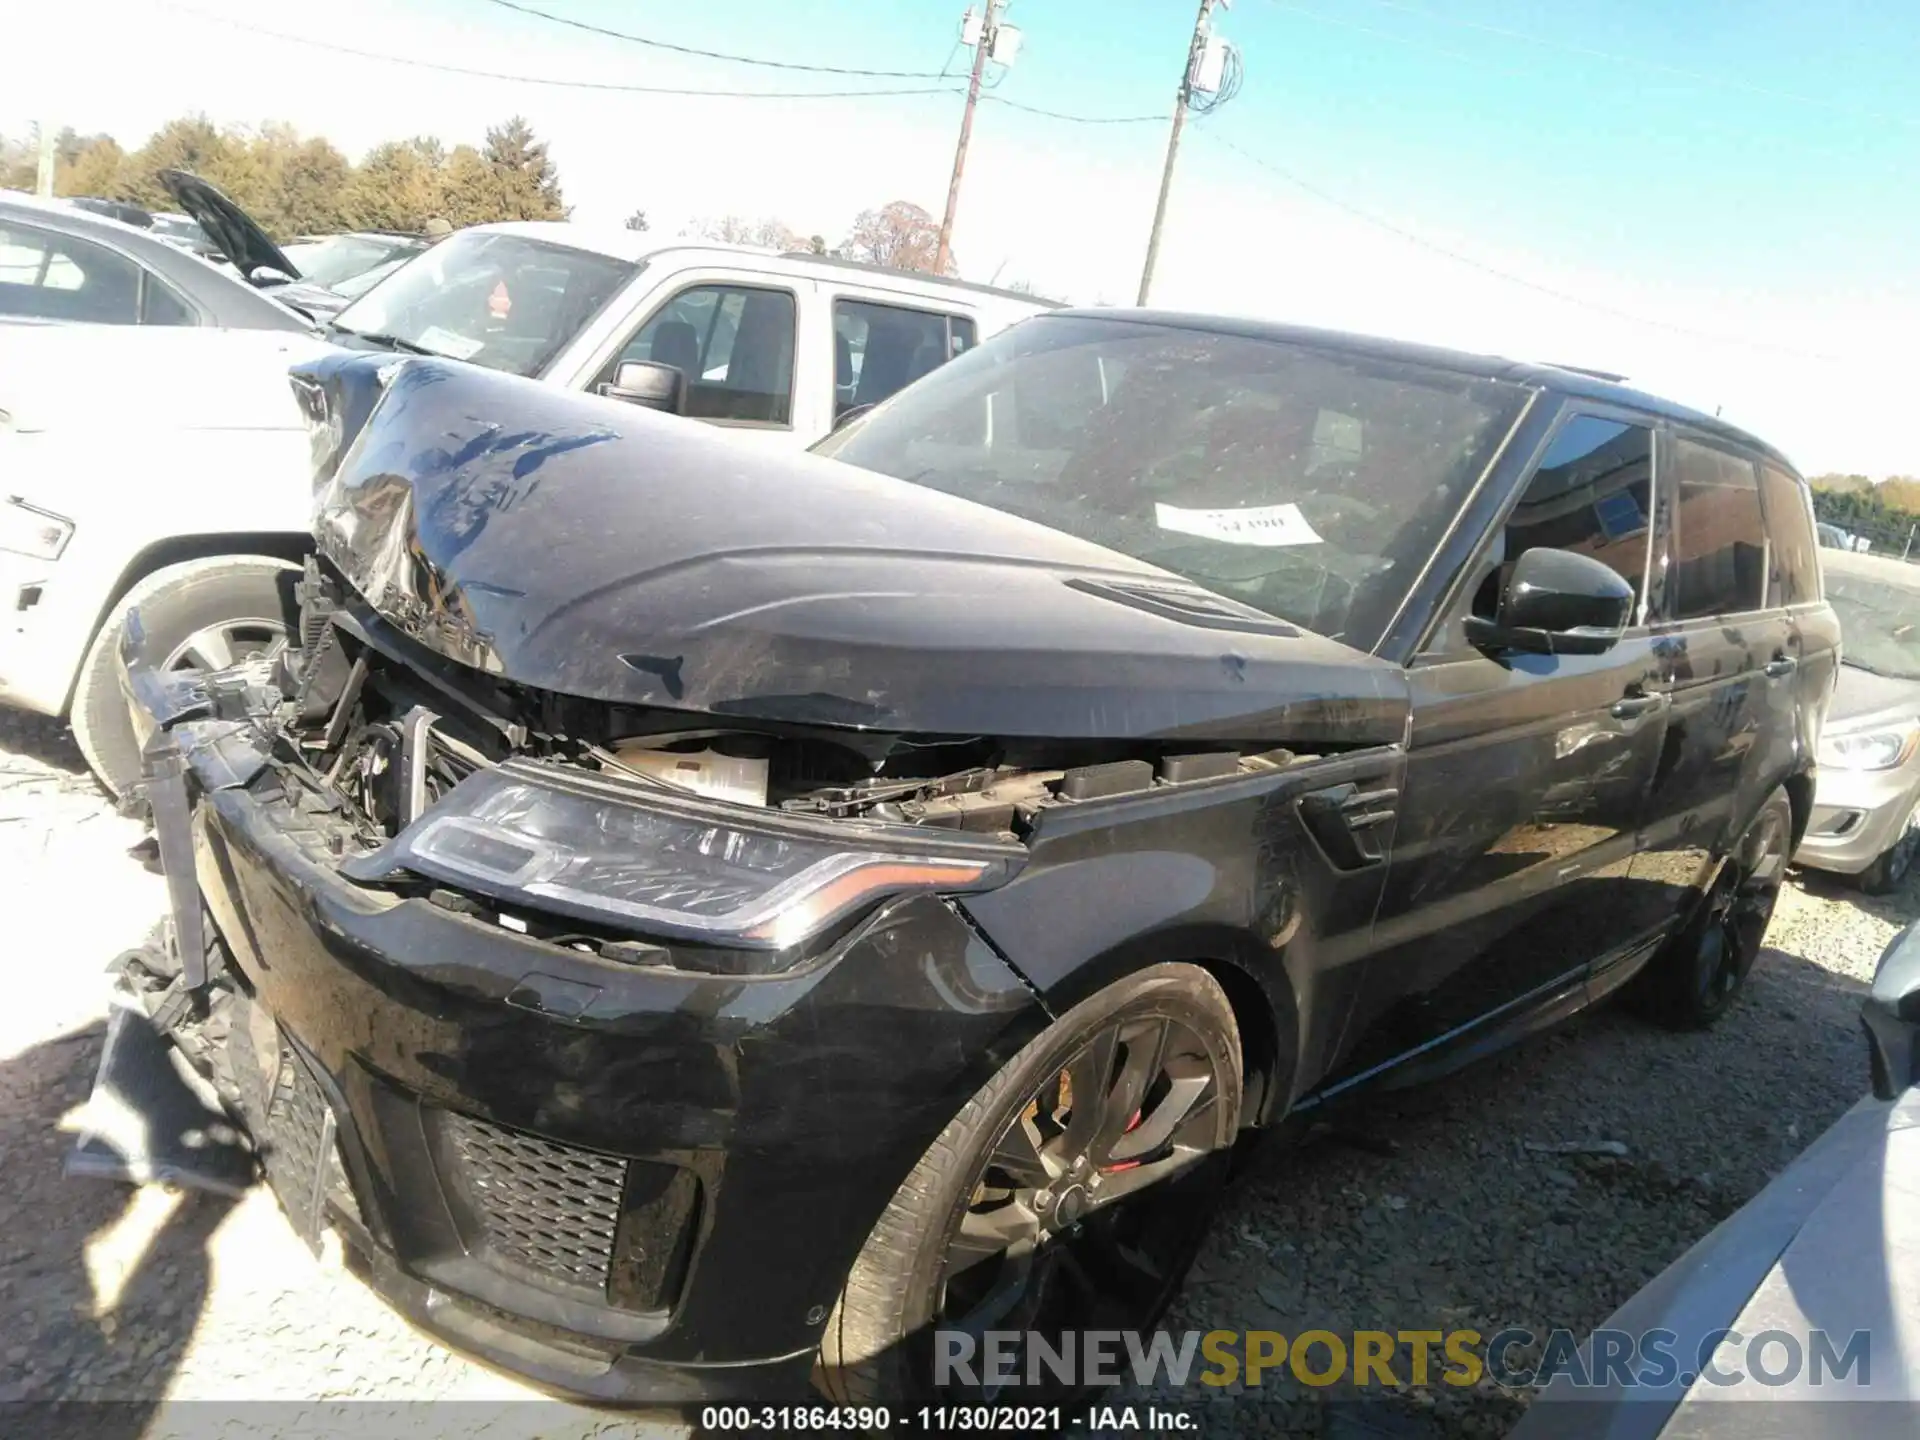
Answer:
[1331,636,1667,1081]
[1631,434,1795,910]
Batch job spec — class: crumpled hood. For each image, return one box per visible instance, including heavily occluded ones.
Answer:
[296,353,1410,745]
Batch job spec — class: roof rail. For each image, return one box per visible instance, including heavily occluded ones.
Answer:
[775,251,1061,306]
[1543,361,1629,382]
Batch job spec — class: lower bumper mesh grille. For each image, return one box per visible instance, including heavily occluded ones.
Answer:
[229,1012,337,1246]
[443,1113,629,1294]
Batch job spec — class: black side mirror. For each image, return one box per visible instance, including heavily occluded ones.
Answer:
[1464,547,1633,657]
[601,360,686,415]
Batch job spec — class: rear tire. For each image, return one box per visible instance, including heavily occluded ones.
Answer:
[1629,788,1792,1030]
[70,556,299,797]
[817,963,1243,1408]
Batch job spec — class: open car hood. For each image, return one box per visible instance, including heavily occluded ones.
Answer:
[294,353,1410,746]
[158,169,299,285]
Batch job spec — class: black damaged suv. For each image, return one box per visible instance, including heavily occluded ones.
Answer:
[97,311,1837,1405]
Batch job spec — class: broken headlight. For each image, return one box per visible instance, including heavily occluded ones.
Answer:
[344,759,1023,951]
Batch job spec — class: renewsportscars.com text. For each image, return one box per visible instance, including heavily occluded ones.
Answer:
[935,1326,1871,1391]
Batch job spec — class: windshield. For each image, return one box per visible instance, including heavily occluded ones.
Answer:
[149,215,210,248]
[282,235,417,289]
[1827,569,1920,679]
[814,315,1531,650]
[332,231,637,378]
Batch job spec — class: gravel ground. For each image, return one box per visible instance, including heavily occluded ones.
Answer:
[1,707,1910,1437]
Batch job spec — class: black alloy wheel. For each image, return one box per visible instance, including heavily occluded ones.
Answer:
[1633,788,1792,1029]
[939,1013,1231,1371]
[819,964,1243,1407]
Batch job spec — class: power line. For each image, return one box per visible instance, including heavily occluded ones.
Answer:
[162,6,968,99]
[163,5,1164,121]
[980,94,1163,124]
[480,0,953,79]
[1195,126,1847,363]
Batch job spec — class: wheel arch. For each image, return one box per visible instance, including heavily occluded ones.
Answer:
[1783,766,1816,851]
[972,916,1301,1133]
[66,530,311,711]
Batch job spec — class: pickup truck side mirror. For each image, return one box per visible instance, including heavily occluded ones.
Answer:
[1464,547,1633,658]
[1865,925,1920,1098]
[601,360,687,415]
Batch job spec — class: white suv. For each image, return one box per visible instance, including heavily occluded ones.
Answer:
[0,226,1052,792]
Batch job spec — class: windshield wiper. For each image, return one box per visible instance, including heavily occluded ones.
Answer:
[326,322,433,356]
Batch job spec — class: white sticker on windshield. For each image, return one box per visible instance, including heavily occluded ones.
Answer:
[414,326,486,361]
[1153,501,1324,547]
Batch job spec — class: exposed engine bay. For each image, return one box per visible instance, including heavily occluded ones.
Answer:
[281,559,1302,839]
[147,558,1309,970]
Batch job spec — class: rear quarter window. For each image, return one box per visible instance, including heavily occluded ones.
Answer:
[1758,462,1820,606]
[1668,436,1769,620]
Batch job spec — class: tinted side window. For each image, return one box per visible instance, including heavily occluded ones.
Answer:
[0,222,142,324]
[611,283,796,425]
[1486,416,1653,615]
[1670,438,1768,619]
[834,300,972,420]
[1758,463,1819,606]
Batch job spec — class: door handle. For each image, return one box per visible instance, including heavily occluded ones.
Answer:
[1764,656,1798,679]
[1610,694,1667,720]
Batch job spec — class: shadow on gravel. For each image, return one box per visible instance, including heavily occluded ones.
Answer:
[1793,863,1920,929]
[0,712,89,777]
[0,1020,234,1432]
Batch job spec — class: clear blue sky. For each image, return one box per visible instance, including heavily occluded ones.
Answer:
[415,0,1920,293]
[14,0,1919,472]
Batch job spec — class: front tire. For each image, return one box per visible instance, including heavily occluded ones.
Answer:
[70,556,299,797]
[818,963,1243,1407]
[1630,788,1792,1030]
[1852,813,1920,896]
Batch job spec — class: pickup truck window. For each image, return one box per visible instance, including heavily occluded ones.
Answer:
[817,314,1529,651]
[1670,437,1768,620]
[611,283,797,425]
[0,221,143,324]
[331,231,636,378]
[833,299,976,420]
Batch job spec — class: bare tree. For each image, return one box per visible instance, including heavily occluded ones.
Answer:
[840,201,953,276]
[624,208,650,232]
[688,214,800,249]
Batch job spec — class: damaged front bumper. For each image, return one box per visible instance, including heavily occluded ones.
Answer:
[78,606,1050,1404]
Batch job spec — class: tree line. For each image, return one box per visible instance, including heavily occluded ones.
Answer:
[0,115,567,238]
[1,117,979,280]
[1809,474,1920,555]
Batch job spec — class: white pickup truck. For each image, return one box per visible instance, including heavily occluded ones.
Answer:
[0,223,1052,792]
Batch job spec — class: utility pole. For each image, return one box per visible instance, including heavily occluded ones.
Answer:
[35,124,56,198]
[1138,0,1217,305]
[935,0,1004,277]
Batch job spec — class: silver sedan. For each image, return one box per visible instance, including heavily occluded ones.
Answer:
[1798,548,1920,892]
